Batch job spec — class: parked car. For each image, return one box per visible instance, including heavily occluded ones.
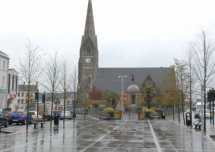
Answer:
[206,109,212,119]
[0,112,8,127]
[29,111,42,119]
[2,111,12,119]
[194,109,211,119]
[8,112,26,125]
[60,111,72,120]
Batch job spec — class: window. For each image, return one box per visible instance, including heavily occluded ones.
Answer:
[132,95,135,104]
[3,60,6,70]
[18,92,20,97]
[12,75,14,90]
[85,47,91,56]
[2,76,5,88]
[8,74,11,93]
[22,92,24,97]
[87,47,90,55]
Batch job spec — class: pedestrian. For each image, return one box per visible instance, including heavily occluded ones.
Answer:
[54,112,60,126]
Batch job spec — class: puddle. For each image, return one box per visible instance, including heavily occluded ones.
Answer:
[0,131,13,134]
[210,135,215,141]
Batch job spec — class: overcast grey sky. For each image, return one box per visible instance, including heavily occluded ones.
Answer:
[1,0,215,69]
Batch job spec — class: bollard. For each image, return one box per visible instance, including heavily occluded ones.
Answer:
[41,123,44,128]
[34,123,37,129]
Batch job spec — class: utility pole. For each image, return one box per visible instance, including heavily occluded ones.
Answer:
[36,82,39,119]
[42,92,45,123]
[73,92,76,120]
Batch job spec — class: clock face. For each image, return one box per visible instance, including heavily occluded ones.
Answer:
[85,57,91,63]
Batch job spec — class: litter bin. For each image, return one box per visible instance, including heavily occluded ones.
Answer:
[186,112,191,126]
[160,111,165,119]
[73,112,76,119]
[54,112,60,126]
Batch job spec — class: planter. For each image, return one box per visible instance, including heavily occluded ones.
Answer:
[138,111,145,120]
[114,111,122,120]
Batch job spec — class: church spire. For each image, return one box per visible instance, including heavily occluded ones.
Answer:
[84,0,95,36]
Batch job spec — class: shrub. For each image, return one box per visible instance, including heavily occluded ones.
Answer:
[102,108,115,118]
[144,109,158,118]
[152,107,165,112]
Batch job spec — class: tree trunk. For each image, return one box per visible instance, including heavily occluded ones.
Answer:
[173,104,175,121]
[26,81,30,130]
[189,79,192,127]
[182,92,185,125]
[147,100,150,109]
[178,103,180,123]
[63,89,66,125]
[50,92,54,126]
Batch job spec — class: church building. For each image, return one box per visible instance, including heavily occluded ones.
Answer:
[78,0,174,103]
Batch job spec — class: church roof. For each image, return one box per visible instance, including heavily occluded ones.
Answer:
[94,67,172,93]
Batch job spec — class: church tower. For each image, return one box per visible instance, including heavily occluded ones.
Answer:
[78,0,98,100]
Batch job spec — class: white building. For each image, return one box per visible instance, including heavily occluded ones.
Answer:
[17,84,38,111]
[8,68,18,111]
[0,51,9,109]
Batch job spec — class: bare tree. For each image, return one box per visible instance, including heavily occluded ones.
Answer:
[192,31,215,132]
[174,59,189,125]
[71,67,78,118]
[185,45,196,127]
[19,40,42,129]
[43,52,61,125]
[60,61,72,124]
[161,67,178,120]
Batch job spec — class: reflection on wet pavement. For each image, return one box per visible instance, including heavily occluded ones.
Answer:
[0,116,215,152]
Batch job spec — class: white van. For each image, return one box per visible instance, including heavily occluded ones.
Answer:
[29,111,42,119]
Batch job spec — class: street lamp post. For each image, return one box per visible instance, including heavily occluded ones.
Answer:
[118,75,127,119]
[73,85,80,120]
[73,91,76,119]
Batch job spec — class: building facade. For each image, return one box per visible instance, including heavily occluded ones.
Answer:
[0,51,9,109]
[78,0,174,104]
[8,68,18,111]
[16,84,38,111]
[78,0,98,100]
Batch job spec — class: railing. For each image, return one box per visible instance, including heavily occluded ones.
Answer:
[87,108,102,119]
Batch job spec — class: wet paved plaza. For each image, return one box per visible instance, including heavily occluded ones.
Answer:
[1,116,215,152]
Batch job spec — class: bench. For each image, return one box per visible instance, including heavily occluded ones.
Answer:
[150,115,161,119]
[193,120,201,130]
[32,119,44,129]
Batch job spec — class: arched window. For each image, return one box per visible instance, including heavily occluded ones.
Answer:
[131,95,135,104]
[86,47,91,55]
